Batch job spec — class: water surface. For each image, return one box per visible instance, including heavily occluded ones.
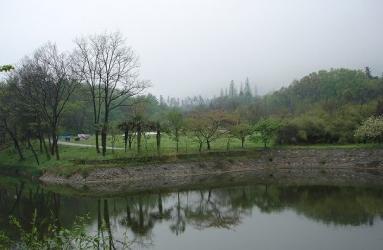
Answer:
[1,177,383,249]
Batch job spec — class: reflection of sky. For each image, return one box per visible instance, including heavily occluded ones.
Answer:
[150,210,383,250]
[81,190,383,250]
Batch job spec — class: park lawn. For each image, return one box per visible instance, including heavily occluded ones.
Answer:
[72,134,262,153]
[0,134,382,177]
[0,135,262,176]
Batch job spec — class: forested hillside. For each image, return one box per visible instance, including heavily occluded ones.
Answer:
[263,68,382,115]
[262,68,383,144]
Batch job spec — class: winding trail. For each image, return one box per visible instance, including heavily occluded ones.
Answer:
[58,141,124,150]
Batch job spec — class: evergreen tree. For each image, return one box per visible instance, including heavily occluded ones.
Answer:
[244,77,252,97]
[229,80,237,98]
[239,82,244,96]
[220,88,224,97]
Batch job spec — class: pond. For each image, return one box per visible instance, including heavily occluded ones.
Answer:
[1,177,383,249]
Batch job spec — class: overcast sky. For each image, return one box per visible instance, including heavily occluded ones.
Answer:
[1,0,382,97]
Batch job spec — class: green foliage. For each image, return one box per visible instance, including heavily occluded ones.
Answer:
[262,69,382,115]
[167,109,183,130]
[0,231,12,249]
[0,65,14,72]
[185,110,237,150]
[276,103,375,144]
[2,65,383,164]
[252,118,280,148]
[6,210,127,249]
[354,116,383,143]
[166,108,184,151]
[230,122,253,148]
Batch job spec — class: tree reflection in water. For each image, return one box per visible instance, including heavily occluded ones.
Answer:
[1,177,383,248]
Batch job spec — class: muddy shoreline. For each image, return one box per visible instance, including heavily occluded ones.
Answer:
[40,149,383,193]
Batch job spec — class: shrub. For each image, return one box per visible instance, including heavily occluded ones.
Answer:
[354,116,383,143]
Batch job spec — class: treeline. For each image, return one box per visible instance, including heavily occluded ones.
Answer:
[156,77,257,110]
[81,67,383,156]
[1,35,383,163]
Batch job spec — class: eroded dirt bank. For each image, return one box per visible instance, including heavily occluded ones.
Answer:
[40,149,383,194]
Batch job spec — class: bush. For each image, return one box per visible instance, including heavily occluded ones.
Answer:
[354,116,383,143]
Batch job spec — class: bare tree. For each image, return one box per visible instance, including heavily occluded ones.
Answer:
[16,43,77,160]
[72,36,103,153]
[74,32,149,156]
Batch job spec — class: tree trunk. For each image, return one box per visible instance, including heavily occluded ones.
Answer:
[52,129,60,160]
[41,135,51,160]
[128,135,132,150]
[137,123,142,154]
[206,140,211,150]
[241,137,245,148]
[101,103,109,156]
[124,130,128,153]
[144,132,148,151]
[36,119,43,153]
[95,129,100,154]
[226,138,231,151]
[101,125,107,156]
[199,142,203,152]
[27,136,39,165]
[38,133,43,153]
[175,129,179,153]
[3,119,24,161]
[156,126,161,155]
[48,135,53,155]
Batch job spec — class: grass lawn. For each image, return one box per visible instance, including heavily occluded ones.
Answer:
[0,134,381,177]
[0,134,262,176]
[73,134,263,153]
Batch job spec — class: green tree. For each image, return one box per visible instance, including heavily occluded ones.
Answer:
[231,122,253,148]
[186,111,236,150]
[253,118,280,148]
[167,109,184,152]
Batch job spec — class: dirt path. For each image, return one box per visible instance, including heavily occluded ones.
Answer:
[58,141,124,150]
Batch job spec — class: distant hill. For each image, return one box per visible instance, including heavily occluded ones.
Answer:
[263,68,383,116]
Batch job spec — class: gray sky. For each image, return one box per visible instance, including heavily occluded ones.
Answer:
[1,0,382,97]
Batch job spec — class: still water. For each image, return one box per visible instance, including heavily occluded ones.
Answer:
[1,177,383,250]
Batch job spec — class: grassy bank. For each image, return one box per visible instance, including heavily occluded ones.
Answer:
[0,134,382,178]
